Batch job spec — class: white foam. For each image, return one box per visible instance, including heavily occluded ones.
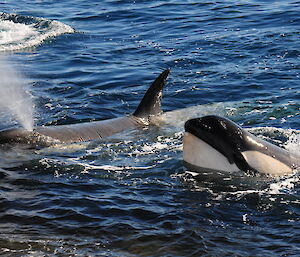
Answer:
[268,176,299,194]
[284,132,300,155]
[38,157,155,176]
[162,102,232,128]
[141,142,169,152]
[0,20,39,47]
[0,13,74,52]
[247,126,300,150]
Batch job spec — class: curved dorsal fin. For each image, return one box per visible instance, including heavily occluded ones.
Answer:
[133,69,170,118]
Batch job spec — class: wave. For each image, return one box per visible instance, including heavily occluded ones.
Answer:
[0,12,75,52]
[248,126,300,155]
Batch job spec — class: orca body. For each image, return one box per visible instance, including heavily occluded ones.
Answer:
[183,115,300,176]
[0,69,170,147]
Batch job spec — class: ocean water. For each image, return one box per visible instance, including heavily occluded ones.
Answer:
[0,0,300,256]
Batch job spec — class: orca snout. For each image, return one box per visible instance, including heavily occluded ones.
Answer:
[183,116,241,172]
[184,118,202,137]
[184,115,226,140]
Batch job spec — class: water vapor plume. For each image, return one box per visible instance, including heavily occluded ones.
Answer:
[0,56,34,131]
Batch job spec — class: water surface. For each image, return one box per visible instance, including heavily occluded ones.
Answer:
[0,1,299,256]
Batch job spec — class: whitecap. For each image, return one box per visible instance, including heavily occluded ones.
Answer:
[0,12,75,52]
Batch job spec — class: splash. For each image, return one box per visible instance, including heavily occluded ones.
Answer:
[0,12,75,52]
[0,56,34,131]
[284,131,300,155]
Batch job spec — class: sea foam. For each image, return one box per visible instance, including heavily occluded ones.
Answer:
[0,12,74,52]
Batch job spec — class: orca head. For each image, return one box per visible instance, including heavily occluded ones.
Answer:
[183,115,253,173]
[183,115,298,176]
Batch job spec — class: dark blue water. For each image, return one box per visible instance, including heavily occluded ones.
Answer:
[0,0,300,256]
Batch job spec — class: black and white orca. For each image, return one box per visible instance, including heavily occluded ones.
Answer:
[0,69,170,147]
[183,115,300,176]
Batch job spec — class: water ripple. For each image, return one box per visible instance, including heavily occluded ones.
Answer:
[0,0,300,256]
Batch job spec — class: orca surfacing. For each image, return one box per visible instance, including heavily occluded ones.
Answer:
[183,115,300,176]
[0,69,170,147]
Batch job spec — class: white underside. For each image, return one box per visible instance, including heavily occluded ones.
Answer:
[241,151,293,176]
[183,132,239,172]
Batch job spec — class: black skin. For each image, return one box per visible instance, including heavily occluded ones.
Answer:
[184,115,300,173]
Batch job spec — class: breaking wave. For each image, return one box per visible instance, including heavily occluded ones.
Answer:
[0,12,74,52]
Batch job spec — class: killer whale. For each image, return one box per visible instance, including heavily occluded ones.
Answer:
[183,115,300,176]
[0,69,170,147]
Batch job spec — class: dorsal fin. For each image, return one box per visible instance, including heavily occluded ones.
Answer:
[133,69,170,118]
